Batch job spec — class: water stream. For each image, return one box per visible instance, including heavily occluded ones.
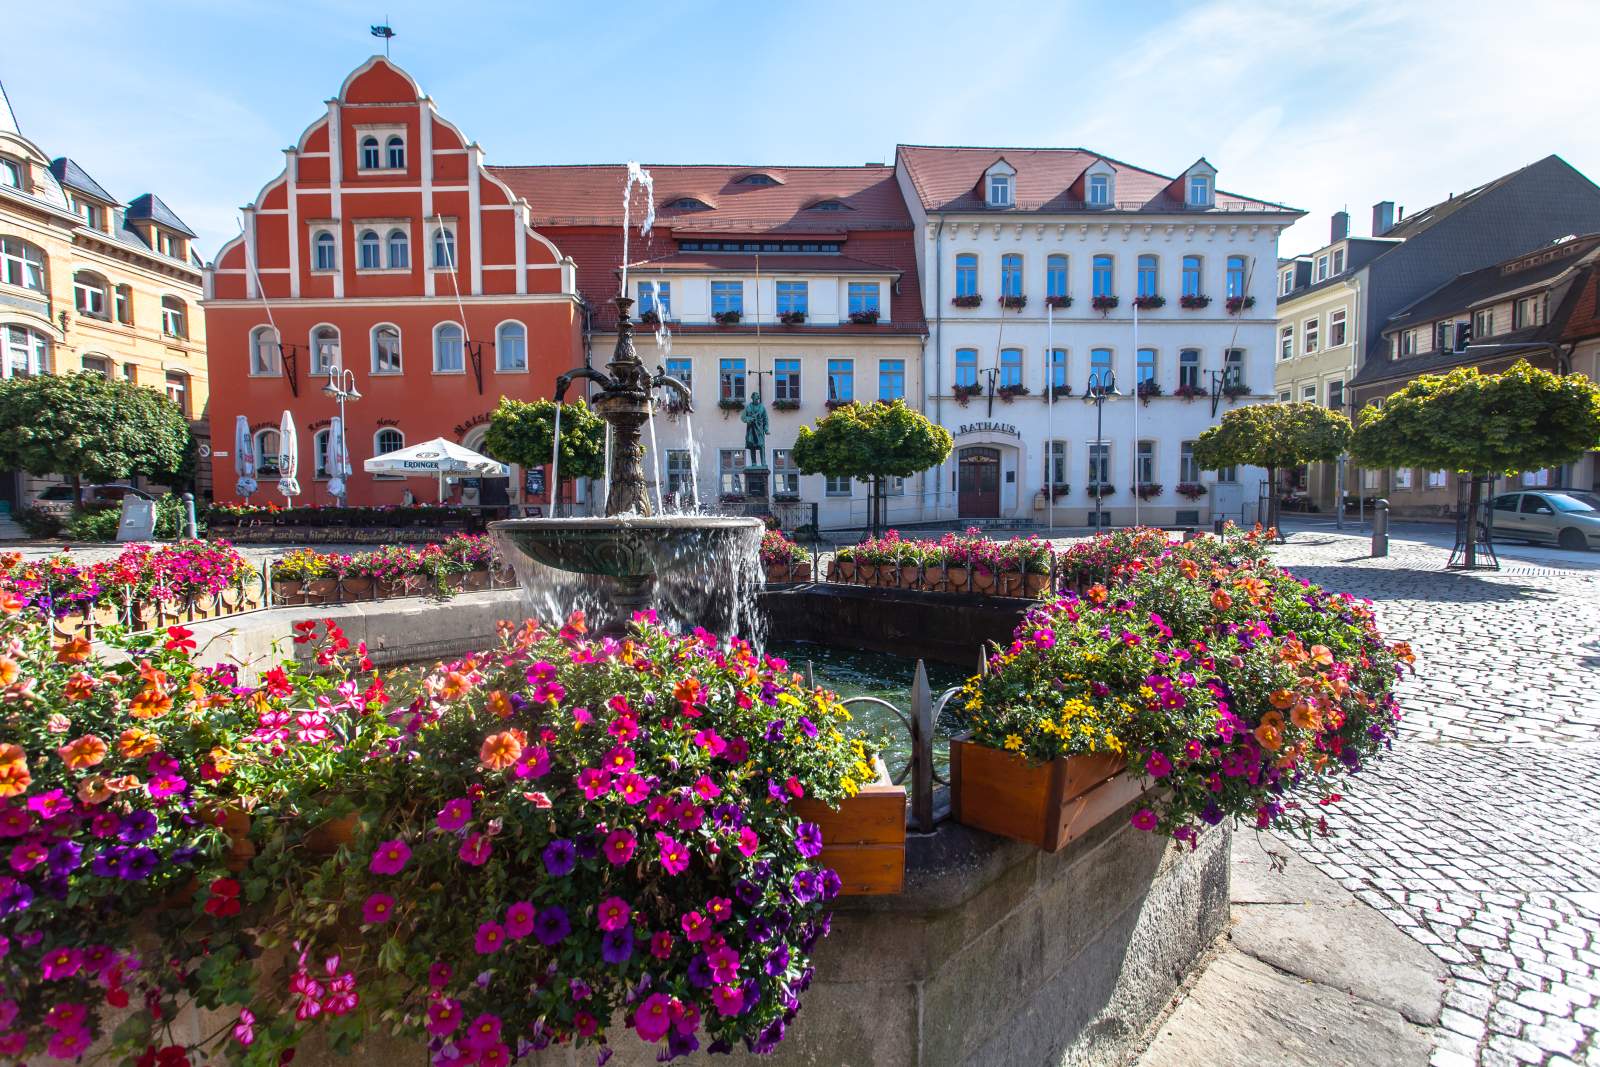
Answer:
[549,404,562,517]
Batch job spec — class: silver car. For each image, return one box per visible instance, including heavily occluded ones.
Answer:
[1489,490,1600,551]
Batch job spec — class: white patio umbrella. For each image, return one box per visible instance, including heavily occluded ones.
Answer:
[326,416,352,502]
[233,415,257,500]
[362,436,509,502]
[278,410,300,500]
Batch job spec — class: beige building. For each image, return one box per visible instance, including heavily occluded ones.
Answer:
[0,81,209,514]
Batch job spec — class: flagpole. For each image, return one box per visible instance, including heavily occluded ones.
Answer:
[1132,300,1140,528]
[1045,303,1054,535]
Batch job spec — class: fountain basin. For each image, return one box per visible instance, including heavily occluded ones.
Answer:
[490,515,762,579]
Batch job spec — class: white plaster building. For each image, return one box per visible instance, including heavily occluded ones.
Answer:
[895,146,1303,527]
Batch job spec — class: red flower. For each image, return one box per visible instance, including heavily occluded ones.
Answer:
[292,621,318,646]
[204,877,242,917]
[163,626,197,653]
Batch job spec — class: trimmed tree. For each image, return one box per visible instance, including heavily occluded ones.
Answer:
[1192,401,1352,534]
[0,371,192,501]
[792,399,952,533]
[1351,360,1600,565]
[482,397,606,514]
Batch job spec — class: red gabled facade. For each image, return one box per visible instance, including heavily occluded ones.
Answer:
[203,57,581,507]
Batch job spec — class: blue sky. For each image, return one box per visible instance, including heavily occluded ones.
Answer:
[6,0,1595,261]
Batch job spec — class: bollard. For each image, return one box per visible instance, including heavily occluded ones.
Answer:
[1371,498,1389,557]
[1213,517,1225,536]
[183,492,198,540]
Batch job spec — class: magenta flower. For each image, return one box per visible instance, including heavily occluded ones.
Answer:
[737,826,760,856]
[706,945,740,983]
[369,839,411,875]
[514,745,551,779]
[680,911,710,942]
[1131,808,1159,832]
[602,829,637,865]
[576,767,611,800]
[505,901,535,939]
[474,922,506,955]
[428,962,453,989]
[656,833,690,876]
[693,775,721,800]
[436,797,473,832]
[40,947,83,980]
[426,997,462,1036]
[603,745,636,774]
[361,893,395,924]
[615,773,649,805]
[458,833,492,867]
[232,1008,255,1046]
[634,992,674,1042]
[596,896,631,932]
[650,931,674,959]
[1145,751,1173,778]
[711,983,745,1017]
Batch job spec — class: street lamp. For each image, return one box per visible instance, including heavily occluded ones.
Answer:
[1082,370,1120,532]
[321,367,362,506]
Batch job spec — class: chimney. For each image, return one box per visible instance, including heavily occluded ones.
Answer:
[1331,211,1350,243]
[1372,201,1395,236]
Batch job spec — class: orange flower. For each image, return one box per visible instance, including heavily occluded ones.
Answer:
[129,686,174,720]
[673,676,704,707]
[0,744,29,798]
[1290,700,1323,732]
[186,676,207,705]
[77,776,112,805]
[136,661,169,690]
[441,671,472,701]
[1210,588,1233,611]
[201,691,234,710]
[1309,644,1334,668]
[1254,710,1285,752]
[0,658,17,686]
[1269,688,1295,710]
[55,636,92,665]
[1178,559,1199,580]
[0,590,24,615]
[63,672,97,701]
[1279,639,1307,665]
[479,730,524,771]
[208,747,236,775]
[58,734,108,770]
[104,774,140,794]
[485,690,513,719]
[1086,584,1108,605]
[118,728,160,759]
[1390,641,1416,665]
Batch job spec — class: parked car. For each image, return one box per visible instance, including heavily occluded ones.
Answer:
[29,483,154,517]
[1487,490,1600,550]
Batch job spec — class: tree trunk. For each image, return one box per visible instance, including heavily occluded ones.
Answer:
[71,473,82,509]
[1265,465,1278,539]
[1465,474,1483,569]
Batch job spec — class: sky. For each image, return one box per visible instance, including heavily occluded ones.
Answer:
[5,0,1597,262]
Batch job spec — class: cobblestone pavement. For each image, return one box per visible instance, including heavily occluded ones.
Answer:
[1272,531,1600,1067]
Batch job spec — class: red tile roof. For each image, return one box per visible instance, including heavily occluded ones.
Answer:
[895,145,1299,215]
[627,252,900,275]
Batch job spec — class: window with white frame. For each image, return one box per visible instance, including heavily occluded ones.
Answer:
[1226,256,1247,299]
[1473,307,1493,337]
[719,449,746,497]
[1181,255,1201,298]
[711,281,742,316]
[1399,329,1415,357]
[638,281,671,319]
[1,238,45,292]
[828,359,854,402]
[311,325,339,374]
[372,325,402,374]
[1280,325,1293,360]
[1332,249,1345,274]
[999,348,1022,388]
[1088,442,1110,485]
[496,322,526,372]
[776,281,807,315]
[1137,255,1158,298]
[1179,441,1199,483]
[1000,254,1022,297]
[161,296,187,339]
[386,135,405,170]
[358,230,381,270]
[886,475,905,497]
[114,284,132,324]
[719,358,746,402]
[313,231,337,272]
[0,157,21,189]
[386,228,409,269]
[1224,348,1244,386]
[360,137,380,170]
[434,322,465,373]
[879,359,905,401]
[1426,470,1447,489]
[955,254,977,297]
[1327,380,1344,410]
[665,450,695,499]
[1179,349,1199,389]
[431,225,456,270]
[1092,255,1114,298]
[1087,173,1110,206]
[1329,308,1347,347]
[1089,348,1112,390]
[772,449,799,496]
[825,474,852,496]
[1217,464,1238,483]
[373,428,404,477]
[1521,468,1551,487]
[1046,255,1068,299]
[313,428,332,480]
[2,325,48,376]
[1136,348,1155,385]
[848,282,879,316]
[254,428,283,478]
[1362,467,1380,490]
[80,354,110,378]
[1050,348,1068,391]
[74,271,108,318]
[1278,390,1291,402]
[1304,317,1319,354]
[1302,385,1316,402]
[1281,269,1294,296]
[1394,467,1413,489]
[1136,440,1155,484]
[666,357,692,390]
[955,348,977,388]
[1045,440,1067,486]
[988,173,1012,208]
[774,358,801,402]
[1187,174,1210,206]
[1315,255,1329,282]
[1514,295,1545,329]
[250,326,281,376]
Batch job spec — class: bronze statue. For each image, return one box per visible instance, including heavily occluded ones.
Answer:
[741,390,769,468]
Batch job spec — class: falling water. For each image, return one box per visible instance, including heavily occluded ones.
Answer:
[683,410,703,515]
[548,404,562,518]
[619,162,656,298]
[602,423,613,513]
[646,400,664,514]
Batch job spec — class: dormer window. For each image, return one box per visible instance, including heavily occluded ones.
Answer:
[1187,175,1210,206]
[0,157,22,190]
[809,199,850,212]
[736,173,779,186]
[665,197,711,212]
[988,174,1012,208]
[70,196,104,229]
[1088,174,1111,207]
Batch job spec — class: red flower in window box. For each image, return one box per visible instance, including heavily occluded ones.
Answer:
[824,398,854,410]
[1131,483,1163,500]
[1090,295,1120,314]
[1045,295,1072,309]
[952,382,983,406]
[771,397,801,411]
[1173,383,1207,401]
[778,310,807,326]
[1225,295,1256,315]
[713,310,743,326]
[996,383,1030,403]
[1131,294,1166,311]
[1136,379,1164,404]
[1179,294,1212,310]
[999,294,1028,310]
[951,294,983,309]
[1176,482,1209,500]
[638,309,662,326]
[848,309,880,325]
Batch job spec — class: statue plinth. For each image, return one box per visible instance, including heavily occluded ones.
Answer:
[744,467,770,503]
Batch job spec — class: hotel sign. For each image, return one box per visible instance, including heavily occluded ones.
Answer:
[956,421,1020,438]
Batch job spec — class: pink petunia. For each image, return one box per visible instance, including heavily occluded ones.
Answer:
[513,745,551,779]
[693,775,721,801]
[426,997,462,1036]
[458,833,492,867]
[428,962,453,989]
[634,993,674,1043]
[603,829,637,865]
[361,893,395,924]
[596,896,631,932]
[706,945,741,984]
[576,767,611,800]
[615,773,649,805]
[603,745,636,774]
[505,901,535,939]
[474,923,506,955]
[710,984,745,1017]
[1145,751,1173,779]
[1131,808,1159,832]
[680,911,710,942]
[656,833,690,876]
[369,839,411,876]
[436,797,473,832]
[737,826,760,857]
[650,931,674,959]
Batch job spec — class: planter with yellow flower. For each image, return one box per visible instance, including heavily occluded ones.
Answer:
[793,756,906,895]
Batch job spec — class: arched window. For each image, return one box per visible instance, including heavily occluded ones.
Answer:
[254,428,283,479]
[1137,255,1158,298]
[1089,348,1113,390]
[74,270,109,318]
[432,226,456,269]
[360,136,380,170]
[165,371,189,416]
[1179,349,1200,389]
[358,229,381,269]
[386,228,409,269]
[1046,255,1068,299]
[1092,255,1114,298]
[1,237,45,292]
[1136,348,1156,385]
[2,326,49,377]
[160,296,187,338]
[955,254,977,298]
[999,347,1023,387]
[0,158,21,189]
[373,427,404,479]
[314,231,337,272]
[1000,254,1022,298]
[1226,256,1248,299]
[434,322,465,373]
[372,324,402,374]
[80,353,111,378]
[386,135,405,170]
[496,321,527,372]
[954,348,978,387]
[250,325,281,376]
[1181,255,1202,298]
[313,428,332,480]
[311,325,340,374]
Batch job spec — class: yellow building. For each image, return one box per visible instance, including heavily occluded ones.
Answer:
[0,81,209,518]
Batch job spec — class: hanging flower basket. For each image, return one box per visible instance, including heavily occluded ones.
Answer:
[951,294,983,308]
[1091,295,1120,315]
[1179,294,1212,310]
[1225,295,1256,315]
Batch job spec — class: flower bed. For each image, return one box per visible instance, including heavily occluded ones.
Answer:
[0,542,262,638]
[270,535,504,604]
[0,586,895,1064]
[761,531,813,583]
[830,529,1052,598]
[949,528,1410,847]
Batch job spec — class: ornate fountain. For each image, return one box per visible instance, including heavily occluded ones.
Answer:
[489,298,765,633]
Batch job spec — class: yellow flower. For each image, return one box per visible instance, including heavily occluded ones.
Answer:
[1003,733,1023,751]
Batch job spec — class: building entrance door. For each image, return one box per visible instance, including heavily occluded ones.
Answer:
[958,447,1000,517]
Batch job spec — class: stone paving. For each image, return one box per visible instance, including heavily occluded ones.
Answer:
[1270,531,1600,1067]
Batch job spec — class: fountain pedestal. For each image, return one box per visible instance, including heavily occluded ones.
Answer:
[743,465,770,507]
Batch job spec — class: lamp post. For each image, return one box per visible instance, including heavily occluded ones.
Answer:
[1083,370,1120,532]
[321,367,361,506]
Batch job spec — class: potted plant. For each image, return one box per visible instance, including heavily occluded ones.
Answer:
[760,530,813,583]
[1133,483,1163,501]
[1091,294,1120,315]
[1176,482,1208,500]
[824,398,853,410]
[999,294,1027,310]
[272,549,328,604]
[713,309,743,326]
[1045,295,1072,310]
[1225,295,1256,315]
[1223,380,1252,400]
[1131,294,1166,311]
[778,310,807,326]
[952,382,983,406]
[1086,483,1115,500]
[771,397,801,411]
[996,383,1030,403]
[639,309,662,327]
[718,397,746,412]
[1136,379,1164,404]
[1179,294,1212,310]
[1173,382,1207,401]
[951,294,983,309]
[848,309,880,325]
[829,546,856,582]
[1049,382,1074,400]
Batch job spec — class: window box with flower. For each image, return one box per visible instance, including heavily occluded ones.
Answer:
[1091,295,1120,315]
[996,383,1031,403]
[951,294,983,309]
[1085,483,1116,499]
[999,295,1027,311]
[847,309,880,325]
[639,309,662,327]
[1045,295,1072,310]
[952,382,983,406]
[1048,484,1072,500]
[1225,295,1256,315]
[771,397,801,412]
[1136,380,1164,404]
[1223,381,1252,400]
[1179,294,1212,310]
[1173,383,1208,401]
[778,310,807,326]
[1049,383,1075,401]
[718,397,746,412]
[713,309,743,326]
[1176,482,1208,500]
[1131,295,1165,311]
[1131,483,1163,500]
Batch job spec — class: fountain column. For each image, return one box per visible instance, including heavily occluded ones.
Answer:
[594,299,653,517]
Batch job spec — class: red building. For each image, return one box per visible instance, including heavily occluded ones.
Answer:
[203,57,581,507]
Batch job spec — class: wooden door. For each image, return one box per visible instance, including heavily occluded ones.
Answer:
[958,447,1000,517]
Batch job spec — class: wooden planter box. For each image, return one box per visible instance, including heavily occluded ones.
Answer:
[792,762,906,896]
[950,737,1145,852]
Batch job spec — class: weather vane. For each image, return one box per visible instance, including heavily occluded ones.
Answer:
[370,18,396,57]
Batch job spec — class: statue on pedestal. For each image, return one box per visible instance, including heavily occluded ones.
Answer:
[741,390,769,469]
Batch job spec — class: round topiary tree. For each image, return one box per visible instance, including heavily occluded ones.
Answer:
[792,399,952,533]
[1351,360,1600,567]
[482,397,606,515]
[1192,401,1352,535]
[0,371,192,502]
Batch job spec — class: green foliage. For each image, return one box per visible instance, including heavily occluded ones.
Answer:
[13,506,63,539]
[1192,401,1351,474]
[791,399,952,480]
[481,396,605,482]
[0,372,191,485]
[61,495,191,542]
[1350,360,1600,475]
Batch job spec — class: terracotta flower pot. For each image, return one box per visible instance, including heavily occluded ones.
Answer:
[949,737,1145,852]
[997,570,1026,597]
[1025,573,1050,598]
[305,811,360,854]
[830,559,855,583]
[92,601,124,630]
[944,565,968,591]
[191,592,219,620]
[898,566,924,591]
[971,568,996,595]
[340,576,375,600]
[272,579,305,605]
[305,577,338,604]
[791,760,906,896]
[378,577,412,600]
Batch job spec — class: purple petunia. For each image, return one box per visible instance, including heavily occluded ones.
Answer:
[541,838,576,877]
[116,847,160,880]
[793,822,824,859]
[532,906,570,947]
[599,929,633,965]
[0,878,32,916]
[118,811,158,844]
[789,870,820,904]
[46,841,82,875]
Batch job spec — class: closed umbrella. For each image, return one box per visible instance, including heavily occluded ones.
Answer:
[278,410,300,501]
[233,415,257,500]
[326,416,352,503]
[361,436,509,502]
